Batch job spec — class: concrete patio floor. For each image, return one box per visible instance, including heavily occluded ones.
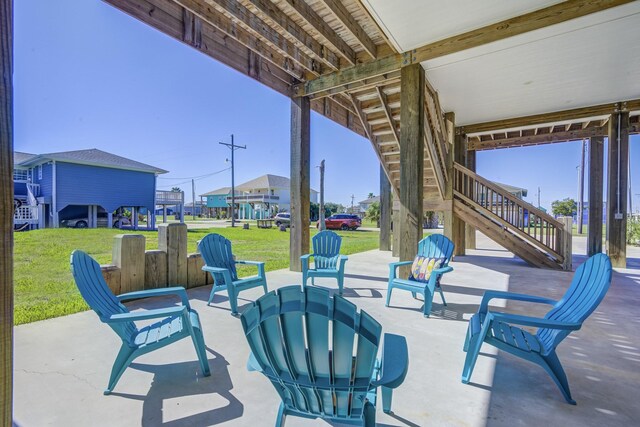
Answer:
[14,233,640,426]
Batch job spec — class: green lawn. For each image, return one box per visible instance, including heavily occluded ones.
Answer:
[14,227,380,325]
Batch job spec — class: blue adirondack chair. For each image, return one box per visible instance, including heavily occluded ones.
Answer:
[386,234,455,317]
[70,250,210,395]
[198,233,268,315]
[301,230,348,294]
[461,253,612,404]
[240,285,409,426]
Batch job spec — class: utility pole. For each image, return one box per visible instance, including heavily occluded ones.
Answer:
[219,134,246,227]
[318,160,326,230]
[537,187,541,208]
[191,179,196,221]
[578,139,586,234]
[350,194,355,214]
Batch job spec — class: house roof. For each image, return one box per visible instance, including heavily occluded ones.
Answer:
[15,148,168,174]
[200,187,231,197]
[359,196,379,205]
[14,152,37,165]
[493,181,528,198]
[236,174,318,193]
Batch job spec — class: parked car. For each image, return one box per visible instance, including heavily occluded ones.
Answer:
[317,214,361,230]
[274,212,291,227]
[61,213,131,229]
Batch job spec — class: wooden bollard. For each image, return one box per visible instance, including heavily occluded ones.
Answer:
[145,250,167,289]
[112,234,146,293]
[187,253,209,288]
[158,223,188,286]
[101,265,121,295]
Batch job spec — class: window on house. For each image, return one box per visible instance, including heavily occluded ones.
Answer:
[13,169,28,181]
[38,165,43,180]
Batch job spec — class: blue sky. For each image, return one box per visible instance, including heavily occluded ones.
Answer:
[13,0,640,212]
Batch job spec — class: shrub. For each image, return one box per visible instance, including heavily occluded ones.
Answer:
[627,216,640,246]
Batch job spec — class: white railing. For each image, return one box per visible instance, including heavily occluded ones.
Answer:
[14,206,38,224]
[226,194,280,204]
[156,190,184,204]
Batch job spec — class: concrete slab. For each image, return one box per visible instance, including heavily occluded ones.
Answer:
[13,233,640,426]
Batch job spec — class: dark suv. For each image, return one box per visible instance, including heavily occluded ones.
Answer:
[318,214,361,231]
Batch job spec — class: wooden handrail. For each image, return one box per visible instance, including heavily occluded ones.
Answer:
[453,163,565,260]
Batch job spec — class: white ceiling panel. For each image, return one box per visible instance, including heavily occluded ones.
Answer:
[361,0,564,51]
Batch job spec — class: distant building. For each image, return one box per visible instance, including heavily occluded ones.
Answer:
[13,149,167,229]
[201,174,318,220]
[356,195,380,218]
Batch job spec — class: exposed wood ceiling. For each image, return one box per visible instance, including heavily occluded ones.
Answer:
[103,0,640,203]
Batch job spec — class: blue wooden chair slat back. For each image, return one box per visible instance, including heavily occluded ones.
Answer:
[537,253,612,351]
[241,286,382,420]
[70,250,138,342]
[199,233,238,282]
[418,234,455,265]
[313,230,342,269]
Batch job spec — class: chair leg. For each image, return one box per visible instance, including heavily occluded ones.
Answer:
[463,324,471,352]
[190,323,211,377]
[461,322,489,384]
[311,277,315,286]
[207,284,218,306]
[411,292,418,299]
[385,285,393,307]
[436,283,447,306]
[105,344,136,395]
[541,352,576,405]
[381,386,393,414]
[337,275,344,295]
[228,285,239,316]
[262,279,268,294]
[301,272,308,289]
[275,402,287,427]
[422,288,435,318]
[363,400,376,427]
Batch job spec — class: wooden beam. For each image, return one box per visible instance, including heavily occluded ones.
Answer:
[398,64,424,275]
[294,0,633,97]
[606,112,629,268]
[379,165,392,251]
[290,96,310,271]
[0,0,12,422]
[468,125,607,150]
[243,0,342,70]
[462,98,640,134]
[452,129,466,256]
[465,149,477,249]
[318,0,377,59]
[376,87,399,144]
[588,136,604,257]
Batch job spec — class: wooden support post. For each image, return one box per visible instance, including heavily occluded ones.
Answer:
[0,0,13,420]
[392,206,400,257]
[443,112,465,255]
[561,216,573,271]
[158,223,188,285]
[465,149,477,249]
[452,130,467,255]
[290,96,311,271]
[379,165,392,251]
[398,64,424,276]
[606,111,629,268]
[144,250,167,289]
[187,253,209,288]
[588,136,604,257]
[100,265,121,295]
[112,234,146,293]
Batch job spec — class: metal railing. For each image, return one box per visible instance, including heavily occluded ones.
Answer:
[156,190,184,204]
[226,194,279,204]
[453,163,564,262]
[14,205,38,224]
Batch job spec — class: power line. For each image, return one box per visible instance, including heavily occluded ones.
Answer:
[157,167,231,181]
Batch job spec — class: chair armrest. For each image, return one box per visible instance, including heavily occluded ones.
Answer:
[388,261,413,280]
[338,255,348,270]
[300,254,313,260]
[202,266,235,284]
[106,305,187,323]
[301,254,313,271]
[372,333,408,389]
[479,290,557,315]
[489,312,581,331]
[117,287,190,308]
[236,260,264,266]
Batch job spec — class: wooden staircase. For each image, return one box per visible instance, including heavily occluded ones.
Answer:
[452,163,566,269]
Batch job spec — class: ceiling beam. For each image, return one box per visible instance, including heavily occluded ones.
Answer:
[377,87,399,144]
[468,125,607,151]
[294,0,634,97]
[239,0,341,70]
[318,0,377,59]
[461,98,640,134]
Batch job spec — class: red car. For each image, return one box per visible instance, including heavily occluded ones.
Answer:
[317,214,362,230]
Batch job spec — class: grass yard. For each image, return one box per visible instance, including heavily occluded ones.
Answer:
[14,227,381,325]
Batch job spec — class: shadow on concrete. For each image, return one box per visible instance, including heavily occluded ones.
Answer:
[111,348,243,426]
[341,287,383,299]
[344,273,388,283]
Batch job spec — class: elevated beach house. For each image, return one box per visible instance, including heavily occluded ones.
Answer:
[13,149,167,229]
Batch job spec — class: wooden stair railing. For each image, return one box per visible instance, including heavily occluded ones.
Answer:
[453,163,565,263]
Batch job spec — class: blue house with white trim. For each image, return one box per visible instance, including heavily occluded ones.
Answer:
[13,149,167,229]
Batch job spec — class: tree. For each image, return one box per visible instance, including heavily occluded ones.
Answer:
[366,201,380,226]
[324,202,345,215]
[551,198,577,217]
[171,187,182,192]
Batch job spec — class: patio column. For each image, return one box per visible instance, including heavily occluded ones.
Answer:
[443,112,465,255]
[290,96,310,271]
[379,165,392,251]
[606,111,629,268]
[398,64,424,274]
[588,136,604,257]
[465,149,477,249]
[0,0,13,421]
